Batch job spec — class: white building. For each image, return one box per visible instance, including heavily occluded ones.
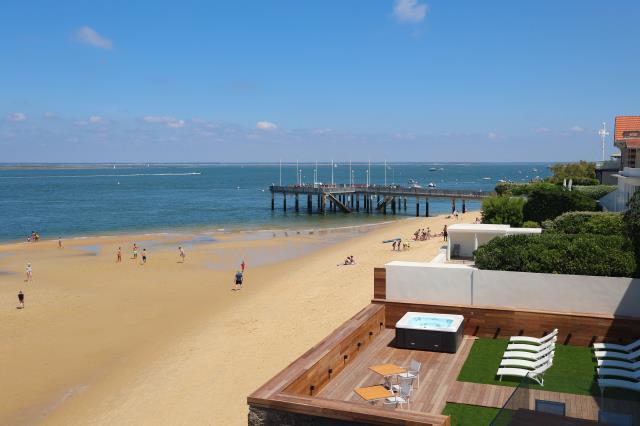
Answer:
[600,116,640,211]
[446,223,541,260]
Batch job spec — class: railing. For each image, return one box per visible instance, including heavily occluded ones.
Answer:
[269,184,492,198]
[489,375,640,425]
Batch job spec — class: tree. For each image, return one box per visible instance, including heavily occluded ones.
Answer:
[549,161,597,184]
[623,191,640,276]
[523,187,599,223]
[481,196,525,227]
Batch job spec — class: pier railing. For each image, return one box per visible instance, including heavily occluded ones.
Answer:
[269,184,492,199]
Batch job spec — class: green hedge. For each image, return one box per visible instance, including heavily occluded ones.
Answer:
[523,187,599,223]
[546,211,624,235]
[481,196,525,227]
[495,182,558,196]
[474,233,636,277]
[522,220,540,228]
[573,185,617,200]
[623,191,640,276]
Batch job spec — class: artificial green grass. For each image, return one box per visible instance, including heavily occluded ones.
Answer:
[441,403,501,426]
[457,338,597,395]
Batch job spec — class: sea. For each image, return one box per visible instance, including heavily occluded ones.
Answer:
[0,163,551,243]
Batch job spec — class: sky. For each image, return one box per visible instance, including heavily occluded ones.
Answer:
[1,0,639,163]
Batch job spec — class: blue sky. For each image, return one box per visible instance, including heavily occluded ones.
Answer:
[1,0,639,162]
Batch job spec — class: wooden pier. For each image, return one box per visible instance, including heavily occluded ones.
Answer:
[269,184,492,217]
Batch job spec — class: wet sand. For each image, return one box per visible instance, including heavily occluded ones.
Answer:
[0,212,478,425]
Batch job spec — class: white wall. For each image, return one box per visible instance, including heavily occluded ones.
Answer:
[386,261,473,305]
[385,262,640,317]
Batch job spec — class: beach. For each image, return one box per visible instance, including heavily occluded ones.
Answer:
[0,212,477,426]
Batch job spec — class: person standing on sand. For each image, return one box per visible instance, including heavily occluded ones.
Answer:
[58,237,63,249]
[25,263,32,282]
[141,249,147,265]
[17,291,24,309]
[443,225,448,241]
[116,247,122,263]
[241,259,246,273]
[133,243,138,260]
[234,270,243,290]
[179,246,186,262]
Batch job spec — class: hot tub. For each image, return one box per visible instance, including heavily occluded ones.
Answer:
[395,312,464,353]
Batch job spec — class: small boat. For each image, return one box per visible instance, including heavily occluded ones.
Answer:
[429,167,438,171]
[498,179,507,183]
[408,179,422,189]
[428,182,436,188]
[482,177,491,180]
[532,168,538,172]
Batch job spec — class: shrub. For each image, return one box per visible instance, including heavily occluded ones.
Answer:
[474,233,636,277]
[573,185,617,200]
[522,220,540,228]
[523,187,599,223]
[548,211,624,236]
[623,191,640,276]
[548,161,596,184]
[568,177,600,186]
[495,182,559,196]
[481,196,525,227]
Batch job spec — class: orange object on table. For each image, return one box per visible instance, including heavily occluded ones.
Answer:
[353,385,394,402]
[369,363,406,377]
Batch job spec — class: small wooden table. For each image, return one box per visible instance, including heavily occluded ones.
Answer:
[354,385,394,403]
[369,364,406,377]
[369,363,406,389]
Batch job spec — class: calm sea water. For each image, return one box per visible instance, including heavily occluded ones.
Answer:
[0,163,550,242]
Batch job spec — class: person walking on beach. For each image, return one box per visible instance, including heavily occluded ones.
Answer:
[133,243,138,260]
[179,246,186,262]
[443,225,448,242]
[116,247,122,263]
[25,263,33,282]
[241,259,246,273]
[141,249,147,265]
[58,237,63,249]
[234,270,243,291]
[17,291,24,309]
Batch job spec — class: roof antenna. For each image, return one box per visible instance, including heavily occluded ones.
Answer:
[598,122,609,162]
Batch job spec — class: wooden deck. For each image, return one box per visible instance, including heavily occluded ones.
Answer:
[318,329,475,414]
[447,381,640,423]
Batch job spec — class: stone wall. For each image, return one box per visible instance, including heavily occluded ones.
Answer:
[248,406,369,426]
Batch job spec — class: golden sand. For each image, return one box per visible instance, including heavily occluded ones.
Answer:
[0,212,478,425]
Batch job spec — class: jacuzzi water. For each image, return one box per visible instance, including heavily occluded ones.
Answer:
[407,316,454,329]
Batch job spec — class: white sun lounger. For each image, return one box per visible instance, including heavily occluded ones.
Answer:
[593,338,640,353]
[594,348,640,361]
[597,367,640,381]
[509,329,558,345]
[496,361,552,386]
[506,337,557,353]
[500,353,553,370]
[597,359,640,370]
[502,345,555,361]
[598,378,640,396]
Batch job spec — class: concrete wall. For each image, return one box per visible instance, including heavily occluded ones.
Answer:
[385,261,640,317]
[386,261,473,305]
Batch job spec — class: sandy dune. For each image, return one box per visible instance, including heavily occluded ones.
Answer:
[0,212,477,425]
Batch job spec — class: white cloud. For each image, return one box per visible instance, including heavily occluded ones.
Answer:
[533,127,550,134]
[43,112,57,118]
[143,115,186,129]
[570,125,584,133]
[75,26,113,49]
[7,112,27,122]
[256,121,278,130]
[89,115,107,124]
[487,131,498,140]
[393,0,428,23]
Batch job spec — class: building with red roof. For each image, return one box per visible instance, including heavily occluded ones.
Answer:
[601,116,640,211]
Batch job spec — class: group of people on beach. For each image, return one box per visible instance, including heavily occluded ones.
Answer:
[26,231,40,243]
[233,260,246,290]
[413,228,433,241]
[116,243,149,264]
[16,263,33,308]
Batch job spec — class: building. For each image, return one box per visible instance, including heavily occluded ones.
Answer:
[599,115,640,211]
[446,223,541,260]
[595,153,621,185]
